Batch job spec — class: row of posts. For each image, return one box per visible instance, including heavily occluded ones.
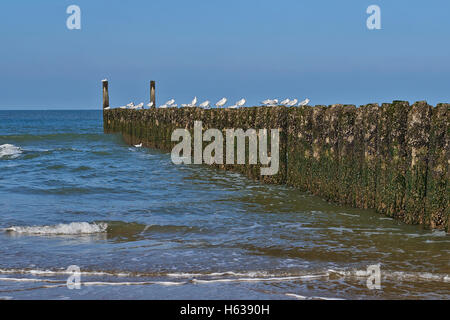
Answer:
[102,80,156,109]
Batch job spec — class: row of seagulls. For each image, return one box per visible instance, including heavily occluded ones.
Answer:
[114,97,308,110]
[262,98,310,107]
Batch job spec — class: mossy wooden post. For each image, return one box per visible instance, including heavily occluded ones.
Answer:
[376,101,409,219]
[150,81,156,108]
[405,101,432,225]
[102,80,109,109]
[426,103,449,230]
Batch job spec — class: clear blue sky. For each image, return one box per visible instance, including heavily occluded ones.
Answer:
[0,0,449,109]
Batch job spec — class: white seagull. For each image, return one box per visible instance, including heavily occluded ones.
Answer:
[215,97,227,108]
[166,99,175,106]
[126,102,135,109]
[229,98,246,109]
[158,104,168,109]
[134,143,142,148]
[280,99,290,105]
[199,100,210,109]
[287,99,298,106]
[104,106,110,110]
[133,103,144,109]
[102,78,107,82]
[181,96,198,108]
[147,102,154,108]
[119,106,127,109]
[262,99,278,106]
[298,98,310,106]
[236,98,246,107]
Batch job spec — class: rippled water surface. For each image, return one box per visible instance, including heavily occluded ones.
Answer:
[0,110,448,300]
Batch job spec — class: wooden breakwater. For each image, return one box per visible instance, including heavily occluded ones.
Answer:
[103,101,449,231]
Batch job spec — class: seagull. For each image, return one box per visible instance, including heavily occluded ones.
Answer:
[104,106,110,110]
[131,103,144,109]
[102,78,107,82]
[181,96,198,108]
[126,102,134,108]
[280,99,290,105]
[229,99,246,109]
[170,104,178,108]
[159,104,168,109]
[287,99,298,106]
[236,98,246,107]
[134,143,142,148]
[199,100,210,108]
[147,102,154,108]
[262,99,278,106]
[119,106,127,109]
[215,98,227,108]
[166,99,175,106]
[298,98,310,106]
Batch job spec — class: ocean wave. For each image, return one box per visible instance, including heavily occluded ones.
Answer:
[0,144,22,159]
[3,222,108,235]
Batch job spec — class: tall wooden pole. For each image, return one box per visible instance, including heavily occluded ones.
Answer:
[150,80,156,108]
[102,80,109,109]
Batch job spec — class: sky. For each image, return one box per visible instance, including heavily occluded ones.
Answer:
[0,0,449,109]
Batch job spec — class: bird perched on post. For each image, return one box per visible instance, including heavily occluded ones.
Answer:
[215,98,227,108]
[199,101,210,109]
[262,99,278,106]
[298,98,310,106]
[182,97,198,108]
[229,98,246,109]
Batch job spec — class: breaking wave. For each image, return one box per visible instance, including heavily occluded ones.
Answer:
[3,222,108,235]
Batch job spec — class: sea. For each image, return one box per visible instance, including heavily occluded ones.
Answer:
[0,110,448,299]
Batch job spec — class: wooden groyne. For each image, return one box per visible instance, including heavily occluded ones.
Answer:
[103,102,449,231]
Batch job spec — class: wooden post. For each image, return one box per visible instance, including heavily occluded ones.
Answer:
[102,80,109,109]
[150,80,156,108]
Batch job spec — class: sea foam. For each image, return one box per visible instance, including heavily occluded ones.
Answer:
[4,222,108,235]
[0,144,22,159]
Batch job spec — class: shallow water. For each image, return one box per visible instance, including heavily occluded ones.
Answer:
[0,110,448,300]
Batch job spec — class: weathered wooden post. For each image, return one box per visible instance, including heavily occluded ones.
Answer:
[102,79,109,109]
[150,80,156,108]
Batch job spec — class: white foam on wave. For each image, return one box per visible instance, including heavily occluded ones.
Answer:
[3,222,108,235]
[0,144,22,159]
[285,293,345,300]
[328,269,449,282]
[191,274,328,284]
